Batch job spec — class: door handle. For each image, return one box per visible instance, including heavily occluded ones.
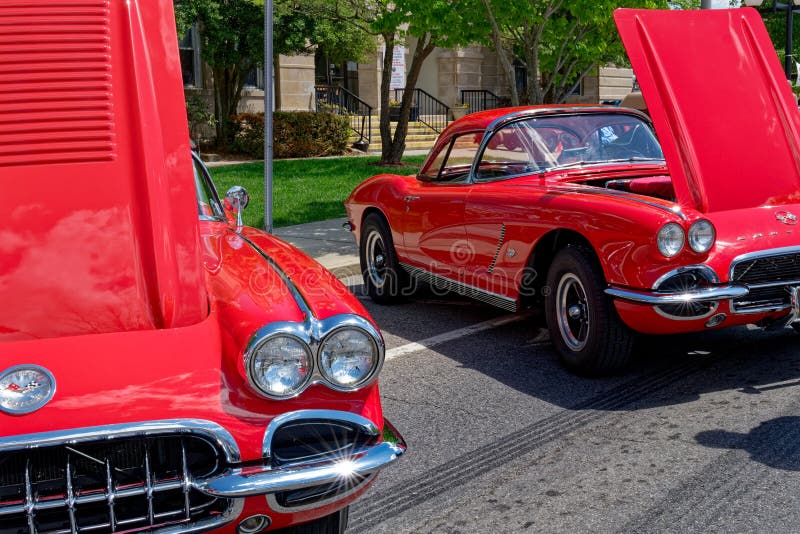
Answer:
[404,195,421,202]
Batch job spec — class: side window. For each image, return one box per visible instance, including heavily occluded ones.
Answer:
[418,132,484,182]
[477,126,534,180]
[193,156,225,220]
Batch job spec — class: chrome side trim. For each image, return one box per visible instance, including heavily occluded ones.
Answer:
[0,419,240,464]
[400,262,518,312]
[652,265,720,290]
[262,410,380,460]
[546,184,687,220]
[606,285,749,305]
[487,223,506,275]
[194,418,406,500]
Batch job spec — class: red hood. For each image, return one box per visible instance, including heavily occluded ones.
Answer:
[0,1,206,342]
[615,8,800,213]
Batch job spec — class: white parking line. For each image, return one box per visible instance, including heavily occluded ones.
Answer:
[385,312,532,361]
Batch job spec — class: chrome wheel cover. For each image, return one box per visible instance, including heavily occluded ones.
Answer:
[556,273,590,351]
[365,230,387,288]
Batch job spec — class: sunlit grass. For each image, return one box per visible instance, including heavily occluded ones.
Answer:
[208,156,426,228]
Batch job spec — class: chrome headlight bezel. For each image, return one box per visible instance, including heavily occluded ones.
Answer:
[245,332,314,400]
[243,315,385,400]
[318,326,382,391]
[657,222,685,258]
[687,219,716,254]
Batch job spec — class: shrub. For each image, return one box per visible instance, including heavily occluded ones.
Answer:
[231,111,351,159]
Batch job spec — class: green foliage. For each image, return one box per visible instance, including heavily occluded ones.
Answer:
[208,156,427,227]
[231,112,351,159]
[744,1,800,78]
[481,0,669,104]
[185,95,216,147]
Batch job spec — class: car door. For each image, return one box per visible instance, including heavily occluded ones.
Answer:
[401,132,484,279]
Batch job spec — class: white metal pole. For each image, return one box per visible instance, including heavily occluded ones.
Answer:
[700,0,713,8]
[264,0,274,233]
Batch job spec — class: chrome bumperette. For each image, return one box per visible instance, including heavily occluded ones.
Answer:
[400,262,518,312]
[652,265,720,290]
[605,285,749,306]
[194,416,405,502]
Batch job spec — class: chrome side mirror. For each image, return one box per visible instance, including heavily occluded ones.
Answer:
[225,186,250,227]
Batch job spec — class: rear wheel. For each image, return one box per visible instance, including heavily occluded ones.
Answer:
[359,213,412,303]
[545,245,634,375]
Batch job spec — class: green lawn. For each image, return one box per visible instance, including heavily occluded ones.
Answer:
[208,155,427,228]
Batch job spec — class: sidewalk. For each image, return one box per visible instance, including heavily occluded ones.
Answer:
[274,217,362,277]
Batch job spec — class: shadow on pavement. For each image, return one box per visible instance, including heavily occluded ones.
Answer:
[696,416,800,471]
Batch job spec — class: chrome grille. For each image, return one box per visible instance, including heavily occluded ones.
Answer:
[0,434,230,533]
[730,249,800,313]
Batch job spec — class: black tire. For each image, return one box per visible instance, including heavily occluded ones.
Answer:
[359,213,413,303]
[274,507,349,534]
[545,245,634,375]
[792,323,800,334]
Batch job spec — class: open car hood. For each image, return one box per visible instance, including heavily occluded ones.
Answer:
[0,1,206,342]
[615,8,800,212]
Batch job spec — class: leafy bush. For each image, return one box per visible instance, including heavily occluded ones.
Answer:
[232,112,351,159]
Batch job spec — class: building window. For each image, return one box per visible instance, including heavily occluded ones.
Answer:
[569,78,583,96]
[244,67,264,90]
[179,24,202,88]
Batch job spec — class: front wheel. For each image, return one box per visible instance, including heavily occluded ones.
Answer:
[545,245,634,375]
[359,213,412,303]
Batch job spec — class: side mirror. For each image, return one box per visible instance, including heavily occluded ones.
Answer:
[225,186,250,227]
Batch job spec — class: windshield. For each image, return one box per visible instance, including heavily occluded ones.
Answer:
[476,113,664,180]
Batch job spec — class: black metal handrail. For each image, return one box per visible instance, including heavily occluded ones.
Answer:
[460,90,508,112]
[391,88,450,134]
[315,85,372,149]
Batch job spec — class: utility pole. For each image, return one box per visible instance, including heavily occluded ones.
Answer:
[264,0,274,233]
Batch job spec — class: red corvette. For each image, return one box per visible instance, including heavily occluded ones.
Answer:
[345,8,800,375]
[0,2,403,533]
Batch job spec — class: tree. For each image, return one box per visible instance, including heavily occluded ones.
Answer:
[305,0,483,165]
[176,0,264,147]
[481,0,668,106]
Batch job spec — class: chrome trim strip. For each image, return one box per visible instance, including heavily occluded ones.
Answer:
[654,302,719,321]
[400,262,518,312]
[0,419,241,463]
[156,499,244,534]
[605,285,749,305]
[194,418,405,500]
[745,278,800,289]
[262,410,380,460]
[487,223,506,275]
[731,303,791,315]
[652,265,720,290]
[265,474,376,513]
[546,184,687,220]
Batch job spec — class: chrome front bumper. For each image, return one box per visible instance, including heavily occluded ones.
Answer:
[194,418,406,499]
[605,285,749,305]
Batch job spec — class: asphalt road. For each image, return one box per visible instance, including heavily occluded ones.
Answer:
[341,278,800,533]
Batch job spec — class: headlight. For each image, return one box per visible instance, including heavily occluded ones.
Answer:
[319,328,379,389]
[657,223,685,258]
[687,220,715,253]
[248,335,312,399]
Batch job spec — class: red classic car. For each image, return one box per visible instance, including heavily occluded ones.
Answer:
[0,2,403,533]
[345,8,800,375]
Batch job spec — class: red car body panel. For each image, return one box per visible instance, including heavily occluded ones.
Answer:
[346,9,800,337]
[1,1,402,532]
[615,8,800,213]
[0,0,206,343]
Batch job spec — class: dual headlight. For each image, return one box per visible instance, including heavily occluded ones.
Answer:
[245,320,383,400]
[657,220,715,258]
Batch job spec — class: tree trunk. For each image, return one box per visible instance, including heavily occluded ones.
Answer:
[482,0,519,106]
[378,33,395,163]
[380,34,435,166]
